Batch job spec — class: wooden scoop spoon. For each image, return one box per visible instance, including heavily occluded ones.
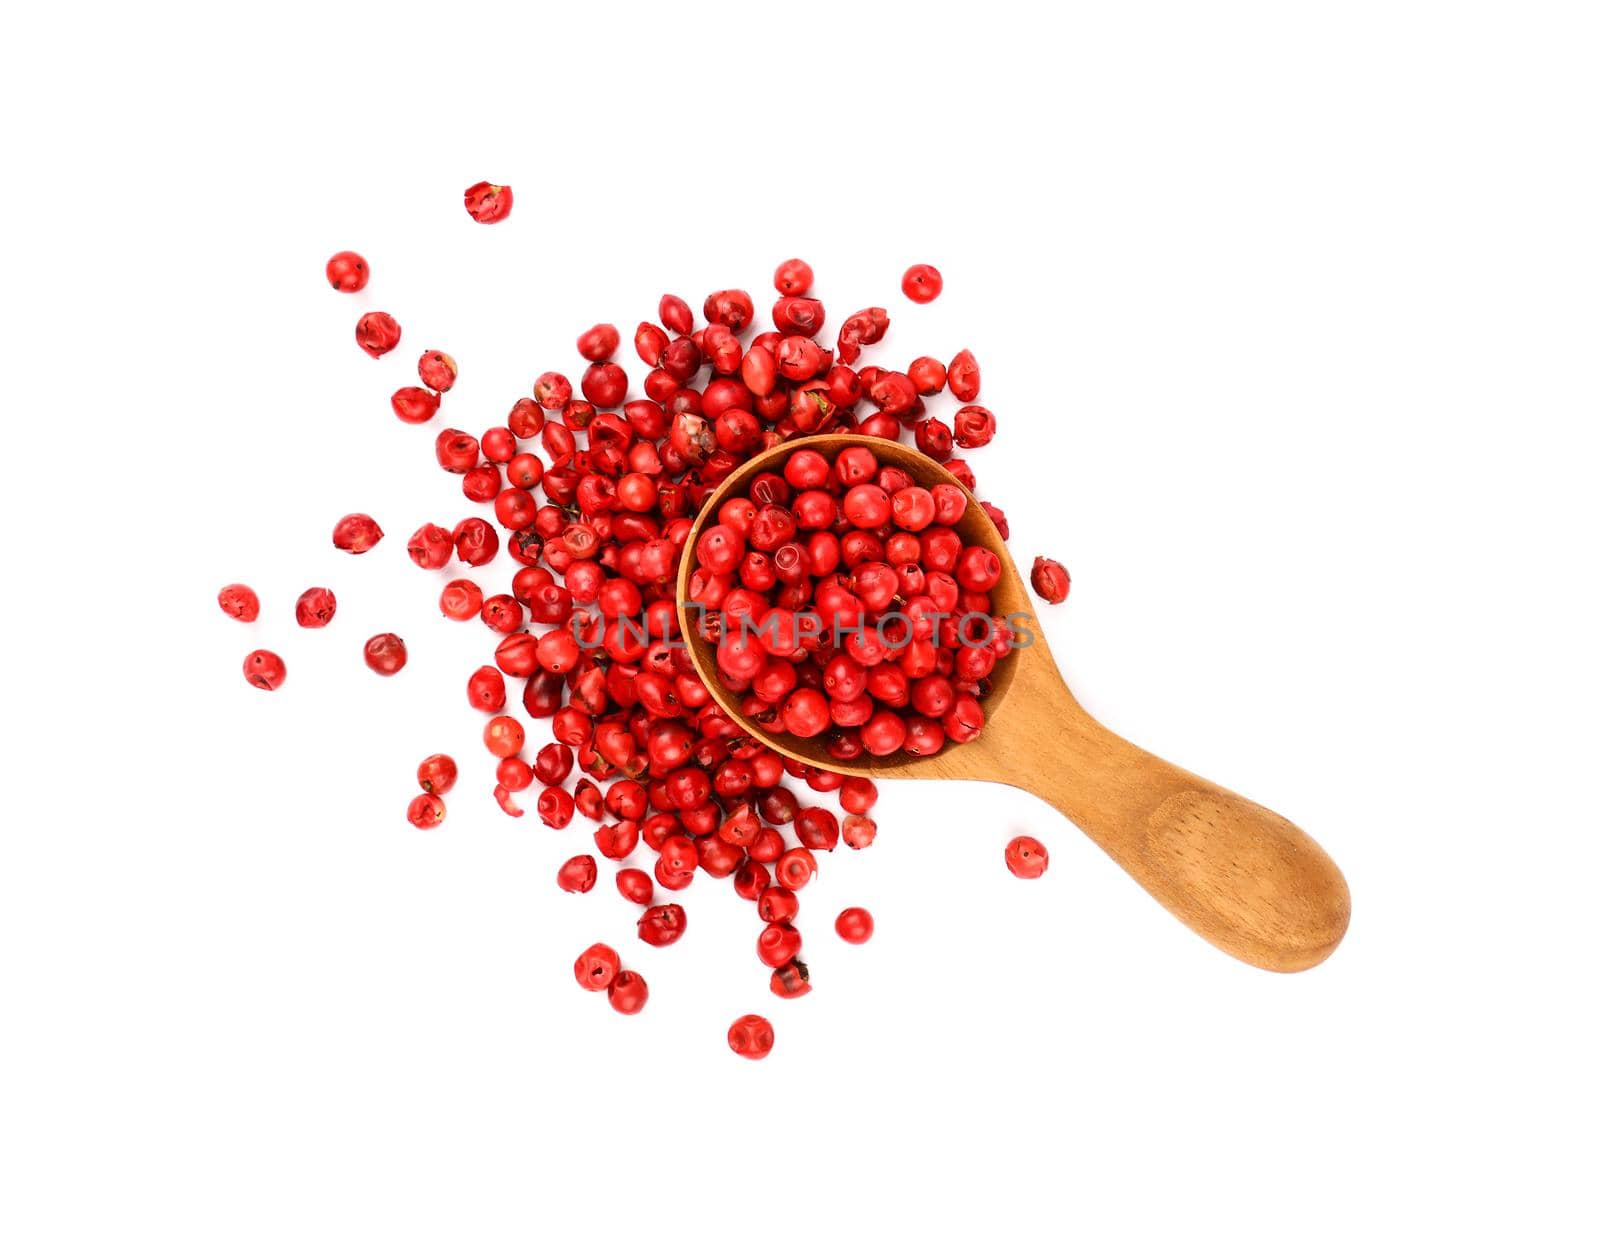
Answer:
[676,435,1350,972]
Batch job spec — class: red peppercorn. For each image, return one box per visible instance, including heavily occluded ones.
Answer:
[901,263,943,303]
[294,586,337,628]
[496,757,534,792]
[452,517,499,567]
[557,854,597,893]
[637,903,686,947]
[355,311,401,358]
[773,297,826,338]
[908,356,947,395]
[1005,835,1049,879]
[464,181,513,224]
[218,583,260,622]
[703,289,755,332]
[483,715,525,758]
[575,942,621,991]
[616,867,653,905]
[242,649,286,691]
[607,970,648,1015]
[363,633,407,676]
[842,815,878,849]
[769,960,811,999]
[953,405,997,448]
[595,821,640,860]
[1031,556,1071,604]
[835,906,874,943]
[947,349,980,402]
[538,786,576,829]
[795,807,840,852]
[658,293,693,335]
[466,666,506,713]
[775,847,816,890]
[836,307,888,365]
[532,372,573,411]
[417,753,458,795]
[773,258,814,296]
[839,777,877,815]
[727,1014,775,1060]
[407,524,453,570]
[439,579,483,621]
[576,323,621,362]
[533,742,574,785]
[406,793,445,829]
[757,922,802,968]
[391,387,440,424]
[418,350,458,392]
[325,251,368,292]
[757,886,799,924]
[435,428,480,473]
[332,513,383,554]
[582,361,629,407]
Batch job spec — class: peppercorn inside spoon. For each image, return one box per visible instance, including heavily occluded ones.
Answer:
[677,435,1350,973]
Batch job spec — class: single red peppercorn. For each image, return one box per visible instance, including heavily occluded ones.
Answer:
[557,854,597,894]
[533,742,574,785]
[727,1014,775,1060]
[835,906,874,944]
[607,970,648,1015]
[325,250,368,292]
[417,754,458,795]
[757,922,802,968]
[839,777,877,815]
[576,323,621,362]
[242,649,286,691]
[218,583,259,622]
[418,350,458,392]
[842,815,878,849]
[901,263,943,303]
[281,586,331,633]
[538,786,576,829]
[1031,556,1071,604]
[332,513,383,554]
[532,372,572,410]
[1005,835,1049,879]
[466,666,506,713]
[616,867,653,905]
[496,756,534,792]
[574,942,621,992]
[452,517,499,567]
[391,387,441,424]
[948,349,980,402]
[953,404,997,448]
[757,886,799,924]
[464,181,513,224]
[434,428,480,473]
[406,793,445,829]
[483,715,525,758]
[773,258,814,296]
[769,959,811,999]
[637,903,687,947]
[777,851,819,889]
[355,311,401,358]
[363,633,407,676]
[439,579,483,621]
[407,524,454,570]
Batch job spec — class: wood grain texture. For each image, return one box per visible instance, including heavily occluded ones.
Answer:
[677,435,1350,972]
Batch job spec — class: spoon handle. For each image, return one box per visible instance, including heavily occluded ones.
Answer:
[993,675,1350,971]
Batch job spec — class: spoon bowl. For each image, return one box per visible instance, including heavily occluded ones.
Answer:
[676,435,1351,972]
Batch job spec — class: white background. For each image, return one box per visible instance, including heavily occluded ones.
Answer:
[3,3,1597,1247]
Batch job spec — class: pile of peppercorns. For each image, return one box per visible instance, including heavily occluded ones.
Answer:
[218,182,1071,1060]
